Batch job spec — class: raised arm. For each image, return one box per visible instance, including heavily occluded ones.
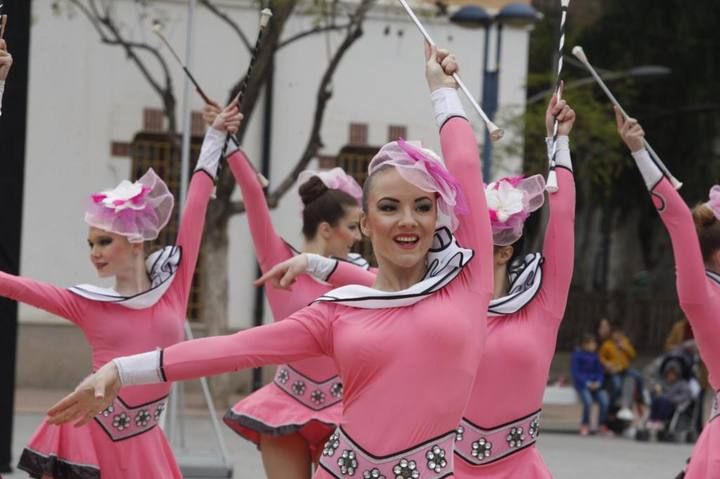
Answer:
[47,303,336,426]
[538,95,576,320]
[615,108,709,308]
[0,271,84,324]
[171,103,243,306]
[227,149,291,273]
[427,47,493,297]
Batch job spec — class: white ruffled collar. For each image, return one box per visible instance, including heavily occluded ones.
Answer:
[488,252,543,316]
[313,227,474,309]
[68,245,181,309]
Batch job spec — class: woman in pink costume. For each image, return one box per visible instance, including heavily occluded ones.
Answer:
[278,91,577,478]
[48,46,494,479]
[614,107,720,479]
[217,109,375,478]
[451,94,576,478]
[2,104,241,479]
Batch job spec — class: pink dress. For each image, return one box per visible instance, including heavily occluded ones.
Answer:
[149,117,493,478]
[223,150,375,451]
[647,178,720,478]
[5,171,213,479]
[454,168,575,478]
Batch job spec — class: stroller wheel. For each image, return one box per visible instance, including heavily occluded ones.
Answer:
[636,429,650,442]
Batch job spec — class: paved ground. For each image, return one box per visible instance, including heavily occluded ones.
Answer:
[2,389,695,479]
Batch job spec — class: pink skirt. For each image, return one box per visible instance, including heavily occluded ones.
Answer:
[223,380,340,451]
[684,418,720,478]
[17,418,181,479]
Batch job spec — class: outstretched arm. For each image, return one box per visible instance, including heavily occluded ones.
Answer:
[0,272,84,324]
[427,46,493,298]
[255,253,377,291]
[538,94,576,320]
[48,302,335,426]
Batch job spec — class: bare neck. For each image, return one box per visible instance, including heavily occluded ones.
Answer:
[303,238,329,257]
[114,258,151,296]
[493,263,510,299]
[373,258,427,292]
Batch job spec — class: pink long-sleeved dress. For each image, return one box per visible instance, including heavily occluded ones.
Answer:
[223,150,375,451]
[454,167,575,478]
[6,171,213,479]
[146,116,493,478]
[646,177,720,478]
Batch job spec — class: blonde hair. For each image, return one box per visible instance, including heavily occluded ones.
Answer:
[691,203,720,262]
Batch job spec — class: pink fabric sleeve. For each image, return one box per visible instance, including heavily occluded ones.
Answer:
[439,117,494,297]
[653,179,710,307]
[228,151,291,272]
[652,179,720,379]
[0,271,85,324]
[168,171,214,308]
[161,303,333,382]
[537,168,575,319]
[325,260,377,287]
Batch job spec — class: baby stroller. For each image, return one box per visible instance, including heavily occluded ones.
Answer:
[635,352,703,443]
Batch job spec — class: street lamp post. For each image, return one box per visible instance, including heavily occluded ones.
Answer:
[451,3,540,181]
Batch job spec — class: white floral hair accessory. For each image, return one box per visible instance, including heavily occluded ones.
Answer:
[85,168,175,243]
[486,175,546,246]
[297,167,363,204]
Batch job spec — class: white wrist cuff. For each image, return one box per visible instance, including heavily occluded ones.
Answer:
[0,80,5,117]
[113,350,164,386]
[631,148,663,189]
[305,253,338,282]
[545,136,572,171]
[196,127,237,178]
[431,87,467,128]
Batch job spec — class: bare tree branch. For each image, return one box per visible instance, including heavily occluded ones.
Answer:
[230,200,247,215]
[199,0,252,52]
[266,0,375,207]
[69,0,177,131]
[277,23,350,50]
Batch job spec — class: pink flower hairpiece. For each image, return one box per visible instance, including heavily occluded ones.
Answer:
[84,169,174,243]
[706,185,720,221]
[486,175,546,246]
[396,138,469,216]
[91,182,152,213]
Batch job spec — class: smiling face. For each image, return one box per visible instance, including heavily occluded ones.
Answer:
[87,227,141,278]
[361,167,437,270]
[324,205,363,258]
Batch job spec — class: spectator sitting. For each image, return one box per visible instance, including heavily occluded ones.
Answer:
[647,359,692,431]
[571,333,610,436]
[597,318,644,420]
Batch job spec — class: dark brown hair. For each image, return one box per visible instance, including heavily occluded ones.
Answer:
[299,176,358,241]
[691,203,720,263]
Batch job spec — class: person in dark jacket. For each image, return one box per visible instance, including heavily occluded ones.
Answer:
[571,333,610,436]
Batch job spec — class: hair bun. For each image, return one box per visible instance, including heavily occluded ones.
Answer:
[692,203,716,228]
[299,176,329,206]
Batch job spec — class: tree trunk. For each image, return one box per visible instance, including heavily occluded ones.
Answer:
[199,211,232,406]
